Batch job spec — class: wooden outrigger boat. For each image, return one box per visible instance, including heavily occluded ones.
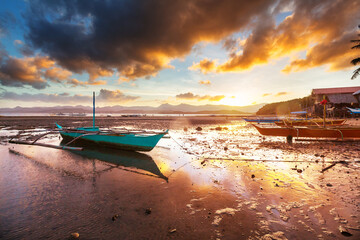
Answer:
[9,92,168,152]
[275,119,346,127]
[252,124,360,139]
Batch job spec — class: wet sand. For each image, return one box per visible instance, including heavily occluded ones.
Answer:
[0,116,359,239]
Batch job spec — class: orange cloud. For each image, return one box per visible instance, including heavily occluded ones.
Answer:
[189,59,216,74]
[262,93,271,97]
[191,1,360,74]
[282,33,358,73]
[176,92,225,101]
[67,78,107,87]
[98,89,139,102]
[33,56,55,69]
[0,56,48,89]
[0,52,108,89]
[45,67,72,81]
[199,80,211,85]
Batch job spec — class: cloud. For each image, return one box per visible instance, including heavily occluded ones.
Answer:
[0,89,138,103]
[14,40,23,45]
[190,0,360,74]
[0,91,91,103]
[24,0,275,80]
[199,80,211,85]
[275,91,289,96]
[262,93,271,97]
[0,55,48,89]
[189,59,216,74]
[0,51,108,88]
[97,89,139,102]
[176,92,225,101]
[282,33,358,73]
[45,67,72,81]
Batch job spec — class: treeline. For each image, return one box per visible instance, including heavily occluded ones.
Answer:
[256,96,314,115]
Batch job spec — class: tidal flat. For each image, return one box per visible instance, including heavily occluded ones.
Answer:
[0,116,359,239]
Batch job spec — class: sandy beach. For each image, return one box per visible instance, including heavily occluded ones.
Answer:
[0,116,359,239]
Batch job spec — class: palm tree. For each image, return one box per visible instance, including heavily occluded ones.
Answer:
[351,25,360,80]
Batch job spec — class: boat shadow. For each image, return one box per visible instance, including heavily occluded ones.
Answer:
[61,140,168,182]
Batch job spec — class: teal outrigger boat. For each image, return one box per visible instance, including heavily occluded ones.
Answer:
[56,123,168,152]
[56,92,168,151]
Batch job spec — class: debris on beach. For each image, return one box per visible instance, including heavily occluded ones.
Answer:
[112,214,119,221]
[145,208,152,215]
[70,232,80,239]
[338,225,352,237]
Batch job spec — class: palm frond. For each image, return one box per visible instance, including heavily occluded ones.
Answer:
[351,67,360,80]
[351,44,360,49]
[351,57,360,65]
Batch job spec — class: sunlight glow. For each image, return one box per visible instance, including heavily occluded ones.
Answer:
[218,95,253,106]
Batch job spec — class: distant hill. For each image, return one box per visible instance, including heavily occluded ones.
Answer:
[256,96,313,115]
[0,103,266,115]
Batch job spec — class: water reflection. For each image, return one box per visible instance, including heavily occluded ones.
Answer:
[61,140,168,182]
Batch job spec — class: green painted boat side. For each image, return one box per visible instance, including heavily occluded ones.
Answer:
[56,123,167,151]
[59,131,166,151]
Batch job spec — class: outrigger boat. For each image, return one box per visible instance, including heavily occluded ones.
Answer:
[347,107,360,114]
[10,92,168,152]
[275,119,346,127]
[252,124,360,140]
[56,124,167,152]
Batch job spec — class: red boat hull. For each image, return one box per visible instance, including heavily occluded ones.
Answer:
[253,124,360,139]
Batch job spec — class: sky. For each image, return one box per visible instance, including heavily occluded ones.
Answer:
[0,0,359,108]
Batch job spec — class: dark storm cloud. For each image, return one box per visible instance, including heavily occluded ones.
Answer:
[24,0,274,81]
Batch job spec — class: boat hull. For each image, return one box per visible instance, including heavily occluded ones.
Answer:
[60,131,166,152]
[253,124,360,139]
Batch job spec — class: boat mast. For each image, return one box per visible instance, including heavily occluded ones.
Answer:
[93,91,95,128]
[323,95,326,128]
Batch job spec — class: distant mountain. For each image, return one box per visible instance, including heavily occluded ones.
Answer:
[0,103,265,114]
[256,96,313,115]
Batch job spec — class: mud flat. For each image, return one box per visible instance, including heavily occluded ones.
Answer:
[0,116,359,239]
